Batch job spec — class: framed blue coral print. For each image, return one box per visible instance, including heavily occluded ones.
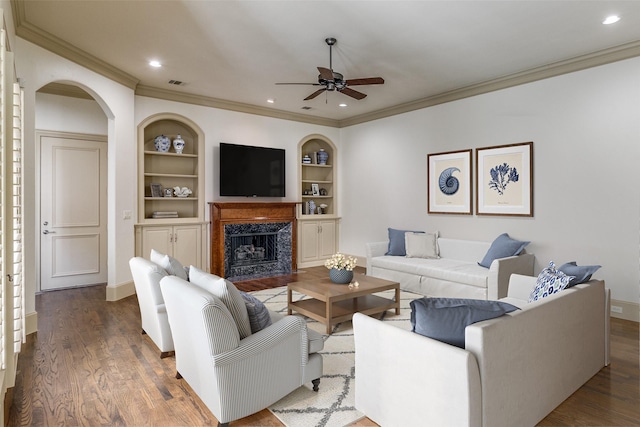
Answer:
[476,141,533,216]
[427,149,472,214]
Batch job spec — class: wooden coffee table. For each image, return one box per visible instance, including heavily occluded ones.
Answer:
[287,274,400,334]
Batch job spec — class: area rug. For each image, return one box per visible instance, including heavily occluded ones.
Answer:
[250,286,420,427]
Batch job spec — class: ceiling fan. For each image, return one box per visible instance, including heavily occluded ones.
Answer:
[276,37,384,101]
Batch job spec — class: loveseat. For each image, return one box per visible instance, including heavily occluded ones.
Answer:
[366,234,535,299]
[353,274,610,427]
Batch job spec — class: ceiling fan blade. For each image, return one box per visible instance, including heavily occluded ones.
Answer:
[318,67,334,81]
[340,87,367,100]
[275,82,321,85]
[304,88,327,100]
[345,77,385,86]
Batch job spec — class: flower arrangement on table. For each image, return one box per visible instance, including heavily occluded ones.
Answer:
[325,253,358,284]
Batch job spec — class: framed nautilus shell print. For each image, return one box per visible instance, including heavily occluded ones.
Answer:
[476,141,533,217]
[427,149,472,214]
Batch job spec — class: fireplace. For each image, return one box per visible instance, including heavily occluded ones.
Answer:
[209,202,298,280]
[223,222,292,281]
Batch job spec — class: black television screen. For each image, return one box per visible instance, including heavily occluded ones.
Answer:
[219,143,286,197]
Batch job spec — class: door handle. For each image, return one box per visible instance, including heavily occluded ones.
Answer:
[43,230,56,235]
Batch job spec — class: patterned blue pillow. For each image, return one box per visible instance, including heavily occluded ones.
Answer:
[528,261,575,302]
[241,292,272,334]
[558,262,601,287]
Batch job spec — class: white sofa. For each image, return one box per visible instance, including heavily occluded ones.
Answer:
[366,237,535,299]
[353,274,610,427]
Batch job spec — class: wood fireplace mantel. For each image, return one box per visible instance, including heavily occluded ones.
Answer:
[209,202,298,277]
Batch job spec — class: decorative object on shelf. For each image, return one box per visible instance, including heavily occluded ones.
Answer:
[308,200,316,215]
[317,148,329,165]
[319,188,328,196]
[311,183,320,196]
[302,154,311,164]
[164,188,173,197]
[319,203,328,214]
[325,252,357,284]
[154,134,171,152]
[150,183,163,198]
[173,186,192,198]
[172,134,185,154]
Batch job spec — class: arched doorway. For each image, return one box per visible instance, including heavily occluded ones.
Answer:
[35,82,109,291]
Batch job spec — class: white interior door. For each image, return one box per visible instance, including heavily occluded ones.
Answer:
[40,133,108,291]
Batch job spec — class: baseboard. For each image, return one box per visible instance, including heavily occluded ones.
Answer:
[25,311,38,335]
[106,280,135,301]
[610,299,639,322]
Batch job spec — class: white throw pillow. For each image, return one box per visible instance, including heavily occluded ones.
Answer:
[405,231,439,259]
[150,249,188,281]
[189,266,252,339]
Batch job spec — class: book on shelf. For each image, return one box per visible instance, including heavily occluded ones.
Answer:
[151,211,179,218]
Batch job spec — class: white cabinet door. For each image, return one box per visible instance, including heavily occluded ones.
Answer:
[173,224,201,268]
[299,221,320,263]
[298,219,338,267]
[318,220,336,259]
[140,226,173,259]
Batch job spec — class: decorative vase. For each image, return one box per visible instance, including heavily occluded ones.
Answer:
[317,148,329,165]
[329,268,353,284]
[172,134,185,154]
[308,200,316,215]
[154,134,171,152]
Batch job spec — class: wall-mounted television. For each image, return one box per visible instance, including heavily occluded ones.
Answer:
[219,143,286,197]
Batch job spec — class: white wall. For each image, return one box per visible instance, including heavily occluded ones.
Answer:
[35,92,108,134]
[339,57,640,305]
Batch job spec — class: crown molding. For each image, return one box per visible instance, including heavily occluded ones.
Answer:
[134,85,340,128]
[11,0,139,89]
[339,39,640,127]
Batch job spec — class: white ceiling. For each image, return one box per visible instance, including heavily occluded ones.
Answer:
[14,0,640,124]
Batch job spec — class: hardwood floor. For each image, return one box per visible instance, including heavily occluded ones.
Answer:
[8,267,639,426]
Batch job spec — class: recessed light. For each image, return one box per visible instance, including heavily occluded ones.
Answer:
[267,98,275,104]
[149,60,162,68]
[603,15,620,25]
[339,103,347,107]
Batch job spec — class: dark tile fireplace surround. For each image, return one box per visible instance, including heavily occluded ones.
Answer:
[209,202,297,281]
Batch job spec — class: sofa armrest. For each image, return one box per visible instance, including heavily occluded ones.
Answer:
[487,253,535,299]
[506,273,537,300]
[365,241,388,273]
[353,313,481,427]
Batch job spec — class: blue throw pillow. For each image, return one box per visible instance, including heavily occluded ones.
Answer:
[558,262,601,287]
[410,297,519,348]
[386,228,424,256]
[528,261,575,302]
[478,233,530,268]
[240,292,272,334]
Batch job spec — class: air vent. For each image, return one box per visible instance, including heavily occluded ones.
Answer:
[301,106,312,110]
[168,80,185,86]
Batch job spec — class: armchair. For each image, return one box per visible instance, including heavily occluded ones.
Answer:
[159,276,323,427]
[128,257,174,358]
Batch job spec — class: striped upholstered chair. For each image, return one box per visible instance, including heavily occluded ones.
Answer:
[160,275,323,427]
